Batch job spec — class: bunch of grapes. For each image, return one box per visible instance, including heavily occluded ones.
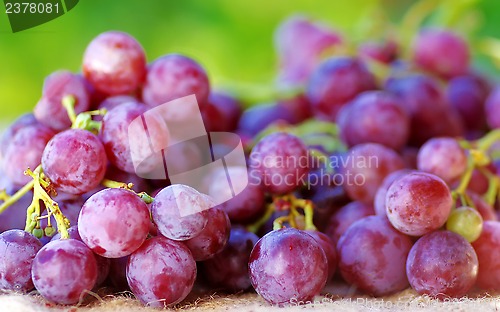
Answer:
[2,6,500,309]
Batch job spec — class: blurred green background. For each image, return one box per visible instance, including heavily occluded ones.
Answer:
[0,0,499,123]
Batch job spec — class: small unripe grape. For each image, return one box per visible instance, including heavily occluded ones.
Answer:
[446,206,483,242]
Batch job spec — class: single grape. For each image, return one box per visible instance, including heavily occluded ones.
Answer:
[0,230,42,292]
[126,236,196,307]
[249,132,309,195]
[458,191,498,222]
[307,56,376,121]
[341,143,405,204]
[0,190,34,233]
[417,137,467,185]
[337,91,410,150]
[95,95,140,121]
[412,29,469,79]
[108,256,130,291]
[78,188,150,258]
[279,94,313,124]
[0,113,37,156]
[446,206,483,242]
[485,87,500,129]
[275,15,343,87]
[446,75,488,131]
[358,39,398,64]
[184,207,231,261]
[386,172,452,236]
[310,185,350,232]
[406,230,478,299]
[32,239,98,305]
[305,230,337,281]
[325,201,374,245]
[200,227,258,292]
[208,166,265,224]
[374,169,413,218]
[201,92,242,132]
[151,184,213,241]
[142,54,210,107]
[100,102,167,173]
[472,221,500,290]
[385,74,463,146]
[338,216,413,296]
[237,103,296,137]
[248,228,328,305]
[83,31,146,95]
[42,129,107,195]
[34,71,90,131]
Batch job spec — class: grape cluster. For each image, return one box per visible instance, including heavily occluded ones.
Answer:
[1,10,500,309]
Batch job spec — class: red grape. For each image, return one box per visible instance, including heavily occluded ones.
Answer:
[342,143,405,203]
[184,207,231,261]
[78,188,150,258]
[307,57,376,121]
[0,230,42,292]
[305,230,337,281]
[338,216,413,296]
[42,129,107,195]
[201,92,242,132]
[83,31,146,95]
[31,239,98,305]
[472,221,500,290]
[0,113,37,156]
[374,169,413,218]
[142,54,210,107]
[407,231,478,299]
[151,184,213,241]
[200,227,258,292]
[248,228,328,305]
[126,236,196,307]
[249,132,309,195]
[358,39,398,64]
[325,201,374,245]
[337,91,410,150]
[485,87,500,129]
[417,137,467,185]
[413,29,469,79]
[386,172,452,236]
[34,71,90,131]
[237,103,296,137]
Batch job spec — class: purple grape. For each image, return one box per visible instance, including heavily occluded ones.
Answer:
[151,184,213,241]
[83,31,146,95]
[200,227,258,292]
[338,216,413,296]
[374,169,413,217]
[485,87,500,129]
[142,54,210,107]
[126,236,196,307]
[184,207,231,261]
[310,185,350,232]
[305,230,337,281]
[0,113,37,156]
[337,91,410,150]
[325,201,375,245]
[307,56,376,121]
[386,172,452,236]
[0,191,33,233]
[472,221,500,290]
[341,143,405,203]
[417,137,467,185]
[385,74,463,146]
[32,239,98,304]
[108,256,130,291]
[249,132,309,195]
[237,103,296,137]
[78,188,150,258]
[407,231,478,299]
[446,75,488,131]
[0,230,42,292]
[95,95,140,121]
[208,166,265,224]
[274,15,343,87]
[34,71,91,131]
[413,29,469,79]
[248,228,328,305]
[201,92,242,132]
[42,129,107,195]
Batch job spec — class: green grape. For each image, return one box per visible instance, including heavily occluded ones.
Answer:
[446,206,483,242]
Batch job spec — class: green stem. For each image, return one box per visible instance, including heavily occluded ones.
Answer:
[62,95,77,124]
[479,166,499,207]
[477,129,500,152]
[454,157,475,196]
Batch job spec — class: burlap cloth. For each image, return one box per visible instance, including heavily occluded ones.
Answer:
[2,282,500,312]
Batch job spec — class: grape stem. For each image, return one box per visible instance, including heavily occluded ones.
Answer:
[101,178,154,204]
[63,94,106,134]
